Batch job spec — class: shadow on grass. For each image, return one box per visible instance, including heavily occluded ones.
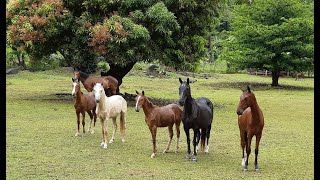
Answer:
[33,93,224,109]
[205,81,314,91]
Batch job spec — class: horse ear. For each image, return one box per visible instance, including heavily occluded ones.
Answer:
[136,90,139,95]
[247,86,251,92]
[142,91,144,96]
[239,86,244,92]
[179,78,183,84]
[187,78,190,84]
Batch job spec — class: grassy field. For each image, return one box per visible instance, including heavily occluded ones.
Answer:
[6,68,314,179]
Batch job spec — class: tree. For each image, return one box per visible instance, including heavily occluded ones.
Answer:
[6,0,219,90]
[220,0,314,86]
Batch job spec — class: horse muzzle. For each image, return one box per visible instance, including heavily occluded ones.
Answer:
[236,109,243,115]
[135,108,139,112]
[96,100,100,103]
[178,100,185,106]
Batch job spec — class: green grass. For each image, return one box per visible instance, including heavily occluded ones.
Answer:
[6,68,314,179]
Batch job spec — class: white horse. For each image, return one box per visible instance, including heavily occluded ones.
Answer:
[93,83,127,149]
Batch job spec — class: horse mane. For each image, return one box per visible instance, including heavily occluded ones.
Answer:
[145,96,157,109]
[79,71,90,79]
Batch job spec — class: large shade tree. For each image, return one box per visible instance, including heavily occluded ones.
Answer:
[220,0,314,86]
[6,0,219,89]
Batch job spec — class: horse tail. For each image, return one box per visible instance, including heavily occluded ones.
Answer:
[200,128,206,152]
[120,111,126,136]
[120,98,127,136]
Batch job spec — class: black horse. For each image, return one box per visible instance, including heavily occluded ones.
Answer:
[178,78,214,162]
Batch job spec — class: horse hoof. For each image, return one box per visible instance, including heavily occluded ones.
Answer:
[186,154,191,160]
[109,139,114,144]
[75,132,80,136]
[163,149,168,153]
[91,130,95,134]
[255,165,259,172]
[244,168,248,172]
[122,139,125,143]
[192,156,197,162]
[100,142,105,147]
[151,153,156,158]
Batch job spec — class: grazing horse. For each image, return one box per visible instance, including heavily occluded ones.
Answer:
[71,78,97,136]
[93,83,127,149]
[135,90,182,158]
[236,86,264,172]
[73,69,118,96]
[178,78,214,162]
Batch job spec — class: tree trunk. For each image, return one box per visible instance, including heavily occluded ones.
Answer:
[271,70,280,86]
[101,61,136,94]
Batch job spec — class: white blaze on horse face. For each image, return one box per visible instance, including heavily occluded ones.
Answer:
[72,82,77,96]
[135,95,141,111]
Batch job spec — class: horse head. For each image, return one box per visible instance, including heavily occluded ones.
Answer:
[237,86,256,115]
[73,70,80,81]
[71,78,80,97]
[135,90,146,112]
[93,83,104,103]
[178,77,191,106]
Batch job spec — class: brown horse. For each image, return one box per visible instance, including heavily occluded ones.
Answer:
[72,78,97,136]
[73,69,118,96]
[236,86,264,172]
[135,90,183,158]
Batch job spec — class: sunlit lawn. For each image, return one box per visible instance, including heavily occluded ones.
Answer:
[6,68,314,179]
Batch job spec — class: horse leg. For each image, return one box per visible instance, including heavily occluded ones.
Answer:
[200,128,206,152]
[92,108,97,134]
[254,134,262,171]
[109,117,117,143]
[150,126,157,158]
[244,134,253,172]
[192,128,198,162]
[205,125,212,153]
[184,125,191,160]
[81,112,86,134]
[87,110,93,133]
[196,129,200,153]
[100,118,108,149]
[75,112,80,136]
[175,122,181,153]
[240,131,246,167]
[120,111,126,143]
[163,125,173,153]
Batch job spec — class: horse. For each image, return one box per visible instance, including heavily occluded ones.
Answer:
[135,90,182,158]
[236,86,264,172]
[71,78,97,136]
[93,83,127,149]
[178,78,214,162]
[73,69,118,96]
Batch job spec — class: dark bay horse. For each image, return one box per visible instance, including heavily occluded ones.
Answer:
[72,78,97,136]
[178,78,214,162]
[135,90,182,158]
[236,86,264,172]
[73,69,118,96]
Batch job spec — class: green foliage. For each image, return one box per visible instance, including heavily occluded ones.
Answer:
[97,61,110,71]
[220,0,314,80]
[6,0,219,73]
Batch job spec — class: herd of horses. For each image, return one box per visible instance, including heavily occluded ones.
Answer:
[71,69,264,172]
